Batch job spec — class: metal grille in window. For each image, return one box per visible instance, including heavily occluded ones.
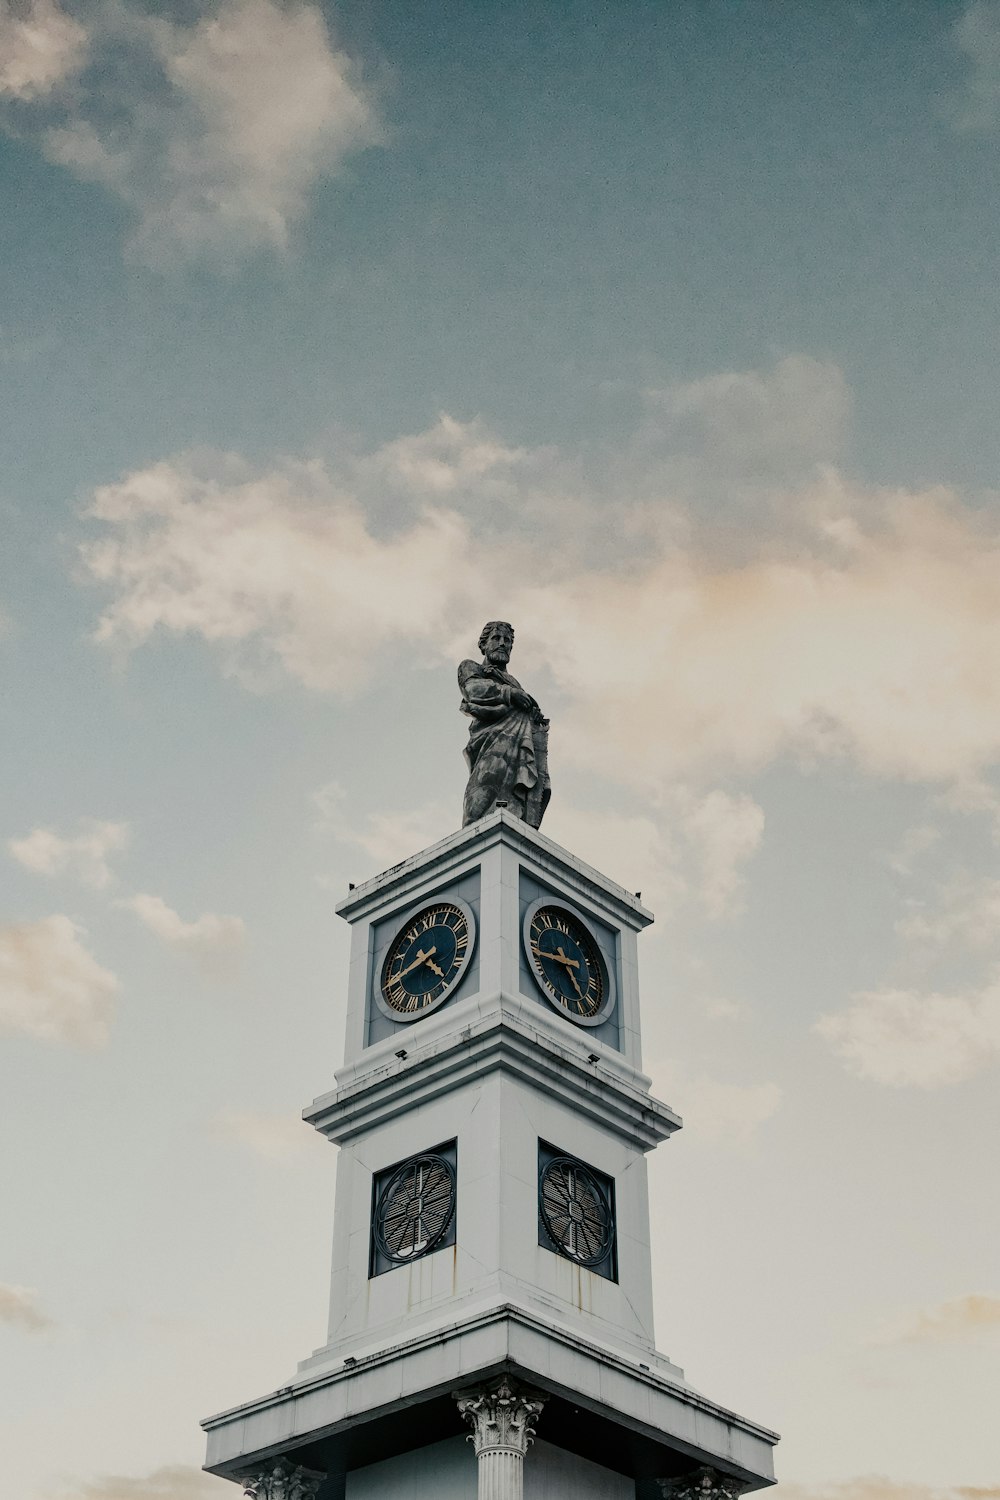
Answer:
[370,1142,457,1277]
[538,1143,616,1281]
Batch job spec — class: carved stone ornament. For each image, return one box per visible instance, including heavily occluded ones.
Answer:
[237,1455,324,1500]
[454,1377,546,1457]
[657,1465,751,1500]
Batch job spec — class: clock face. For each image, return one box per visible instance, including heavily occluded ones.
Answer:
[378,898,475,1021]
[524,900,615,1026]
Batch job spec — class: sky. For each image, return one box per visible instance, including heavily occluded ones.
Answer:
[1,1,999,1497]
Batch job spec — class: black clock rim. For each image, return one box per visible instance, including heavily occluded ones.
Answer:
[521,896,616,1028]
[374,893,477,1025]
[539,1155,614,1268]
[373,1154,457,1265]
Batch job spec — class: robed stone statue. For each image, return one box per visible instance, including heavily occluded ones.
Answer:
[459,622,551,829]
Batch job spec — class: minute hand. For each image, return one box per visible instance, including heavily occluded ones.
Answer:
[532,944,579,968]
[556,946,586,1002]
[393,946,437,982]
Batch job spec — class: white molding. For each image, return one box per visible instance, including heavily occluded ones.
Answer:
[304,994,681,1151]
[335,810,653,932]
[202,1302,777,1489]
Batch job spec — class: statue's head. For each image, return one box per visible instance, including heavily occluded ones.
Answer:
[479,620,514,666]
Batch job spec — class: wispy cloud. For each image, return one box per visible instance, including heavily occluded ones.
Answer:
[876,1294,1000,1345]
[0,914,118,1046]
[215,1108,317,1162]
[8,818,129,889]
[950,2,1000,131]
[775,1480,1000,1500]
[66,1466,227,1500]
[816,979,1000,1087]
[315,782,454,870]
[651,1064,782,1146]
[896,874,1000,954]
[78,377,1000,800]
[0,0,86,101]
[1,0,383,265]
[117,893,244,973]
[0,1282,52,1332]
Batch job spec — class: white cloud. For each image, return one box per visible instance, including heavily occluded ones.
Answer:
[0,914,117,1046]
[69,1467,227,1500]
[0,0,86,100]
[315,782,453,870]
[364,412,531,498]
[535,802,683,914]
[883,823,941,879]
[876,1294,1000,1345]
[81,453,489,692]
[817,979,1000,1087]
[655,1070,781,1146]
[118,893,244,972]
[641,354,850,480]
[951,2,1000,131]
[521,475,1000,790]
[77,379,1000,800]
[0,1282,51,1331]
[8,818,129,888]
[6,0,382,264]
[775,1480,1000,1500]
[896,874,1000,953]
[215,1108,316,1162]
[677,787,764,917]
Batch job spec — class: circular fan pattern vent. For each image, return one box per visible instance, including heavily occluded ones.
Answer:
[374,1154,456,1264]
[539,1156,614,1267]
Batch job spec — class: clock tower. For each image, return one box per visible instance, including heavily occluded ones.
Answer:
[202,807,779,1498]
[201,626,778,1499]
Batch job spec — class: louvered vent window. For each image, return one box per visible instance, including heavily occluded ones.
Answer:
[370,1141,457,1277]
[537,1140,617,1282]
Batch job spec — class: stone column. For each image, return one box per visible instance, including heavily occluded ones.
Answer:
[236,1455,324,1500]
[658,1466,750,1500]
[455,1377,546,1500]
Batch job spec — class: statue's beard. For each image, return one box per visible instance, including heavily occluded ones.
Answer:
[486,648,510,666]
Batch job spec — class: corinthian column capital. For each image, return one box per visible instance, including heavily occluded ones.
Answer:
[454,1376,546,1457]
[657,1466,750,1500]
[237,1455,324,1500]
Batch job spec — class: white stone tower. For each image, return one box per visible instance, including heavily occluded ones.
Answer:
[202,809,779,1499]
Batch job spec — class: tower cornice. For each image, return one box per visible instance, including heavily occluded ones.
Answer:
[334,809,654,932]
[304,993,681,1150]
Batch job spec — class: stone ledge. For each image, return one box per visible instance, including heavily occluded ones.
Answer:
[334,809,654,931]
[202,1302,778,1489]
[304,993,681,1150]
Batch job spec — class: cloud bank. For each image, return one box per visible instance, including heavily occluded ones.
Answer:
[816,979,1000,1087]
[1,0,382,264]
[118,893,245,972]
[79,387,1000,797]
[9,818,129,888]
[0,914,117,1046]
[0,1282,51,1331]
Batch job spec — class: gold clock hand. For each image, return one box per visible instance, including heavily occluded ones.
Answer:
[556,947,586,1001]
[393,946,437,982]
[531,943,579,968]
[424,957,445,977]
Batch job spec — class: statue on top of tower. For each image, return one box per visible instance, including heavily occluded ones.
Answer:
[459,621,551,829]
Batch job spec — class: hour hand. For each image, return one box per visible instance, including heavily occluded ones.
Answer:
[532,943,579,969]
[556,946,585,1000]
[394,946,437,982]
[424,957,445,977]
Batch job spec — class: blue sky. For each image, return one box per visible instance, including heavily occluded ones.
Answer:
[2,4,1000,1499]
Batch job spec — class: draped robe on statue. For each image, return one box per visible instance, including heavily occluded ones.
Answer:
[459,659,551,829]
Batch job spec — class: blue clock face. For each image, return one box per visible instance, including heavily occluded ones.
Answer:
[380,901,472,1018]
[527,904,606,1021]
